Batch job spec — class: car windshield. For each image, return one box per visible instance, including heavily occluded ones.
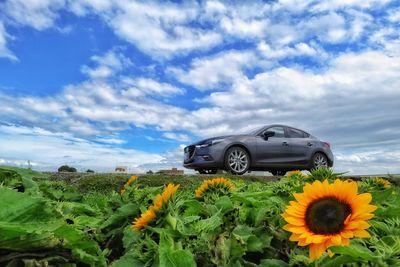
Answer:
[247,126,265,135]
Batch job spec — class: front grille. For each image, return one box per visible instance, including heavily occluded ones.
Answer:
[184,145,196,162]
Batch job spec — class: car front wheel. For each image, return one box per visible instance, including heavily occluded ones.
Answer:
[225,147,250,175]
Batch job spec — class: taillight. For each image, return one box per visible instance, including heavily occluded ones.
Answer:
[323,141,331,148]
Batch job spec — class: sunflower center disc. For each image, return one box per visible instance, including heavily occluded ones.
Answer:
[305,197,351,234]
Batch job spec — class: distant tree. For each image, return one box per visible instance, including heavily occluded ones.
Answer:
[58,165,77,172]
[146,170,154,174]
[86,169,95,173]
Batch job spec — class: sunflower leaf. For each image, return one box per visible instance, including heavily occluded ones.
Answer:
[329,244,375,260]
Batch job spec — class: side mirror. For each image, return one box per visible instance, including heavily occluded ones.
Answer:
[263,131,275,140]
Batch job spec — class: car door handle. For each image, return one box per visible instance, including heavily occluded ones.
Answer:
[282,142,289,146]
[307,142,313,146]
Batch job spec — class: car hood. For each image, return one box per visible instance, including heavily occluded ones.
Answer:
[190,135,246,146]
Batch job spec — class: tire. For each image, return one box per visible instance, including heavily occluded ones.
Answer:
[225,146,250,175]
[270,170,286,176]
[198,169,218,174]
[311,152,329,169]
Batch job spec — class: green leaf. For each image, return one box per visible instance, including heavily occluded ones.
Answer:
[122,225,141,251]
[215,196,234,214]
[100,203,138,231]
[247,236,264,252]
[158,232,196,267]
[54,225,106,266]
[232,225,253,242]
[195,211,223,233]
[329,244,375,260]
[319,255,357,267]
[372,188,394,204]
[259,259,289,267]
[109,250,143,267]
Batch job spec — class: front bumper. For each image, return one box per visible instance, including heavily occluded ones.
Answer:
[183,144,224,169]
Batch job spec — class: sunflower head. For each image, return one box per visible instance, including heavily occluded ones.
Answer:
[195,177,234,199]
[132,183,180,231]
[287,170,308,179]
[374,177,391,189]
[120,175,138,194]
[282,179,377,260]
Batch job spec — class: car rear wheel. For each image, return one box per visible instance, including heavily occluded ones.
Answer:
[311,152,328,169]
[225,147,250,175]
[198,169,218,174]
[270,170,286,176]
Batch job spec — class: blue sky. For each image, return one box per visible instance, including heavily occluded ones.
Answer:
[0,0,399,173]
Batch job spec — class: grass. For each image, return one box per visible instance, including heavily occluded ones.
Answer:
[0,165,49,179]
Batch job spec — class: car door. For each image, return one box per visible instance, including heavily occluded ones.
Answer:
[255,126,291,166]
[285,127,313,165]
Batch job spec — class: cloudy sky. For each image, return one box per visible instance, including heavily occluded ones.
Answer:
[0,0,399,174]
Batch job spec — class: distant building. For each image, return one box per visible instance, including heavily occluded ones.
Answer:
[115,166,127,173]
[157,167,184,175]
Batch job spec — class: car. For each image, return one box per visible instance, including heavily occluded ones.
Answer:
[183,124,334,175]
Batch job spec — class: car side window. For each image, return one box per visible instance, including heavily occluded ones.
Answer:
[265,127,285,138]
[288,128,306,138]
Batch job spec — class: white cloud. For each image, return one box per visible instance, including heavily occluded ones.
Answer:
[1,0,65,30]
[170,50,260,90]
[95,137,126,145]
[136,144,189,173]
[0,124,163,172]
[81,49,133,79]
[257,41,323,59]
[103,1,221,59]
[1,0,397,61]
[122,78,184,97]
[162,132,190,142]
[335,149,400,174]
[311,0,391,11]
[220,17,267,38]
[388,8,400,22]
[203,1,269,38]
[0,21,17,61]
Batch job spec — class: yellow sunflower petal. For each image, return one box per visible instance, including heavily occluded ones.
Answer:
[330,234,342,246]
[289,233,301,241]
[340,230,354,239]
[353,229,371,238]
[309,243,326,260]
[283,224,308,234]
[284,216,305,226]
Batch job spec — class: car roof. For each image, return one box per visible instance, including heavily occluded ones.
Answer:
[255,124,311,135]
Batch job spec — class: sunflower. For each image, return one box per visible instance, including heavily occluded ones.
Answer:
[132,183,180,231]
[282,179,377,260]
[374,177,391,189]
[195,177,234,198]
[120,175,138,194]
[287,170,308,179]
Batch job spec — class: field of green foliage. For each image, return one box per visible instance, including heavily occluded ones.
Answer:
[0,166,399,267]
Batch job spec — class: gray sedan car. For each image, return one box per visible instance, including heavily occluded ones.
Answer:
[183,124,333,175]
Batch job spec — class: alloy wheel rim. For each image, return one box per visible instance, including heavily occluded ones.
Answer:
[228,150,248,173]
[314,154,328,167]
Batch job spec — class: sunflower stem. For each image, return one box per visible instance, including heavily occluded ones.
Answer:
[165,212,177,230]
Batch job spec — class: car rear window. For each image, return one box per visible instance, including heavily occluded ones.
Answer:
[288,128,308,138]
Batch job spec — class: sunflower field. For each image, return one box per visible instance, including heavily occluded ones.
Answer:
[1,166,400,267]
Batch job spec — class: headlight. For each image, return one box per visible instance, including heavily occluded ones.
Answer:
[196,138,224,148]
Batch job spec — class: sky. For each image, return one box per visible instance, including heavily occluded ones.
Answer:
[0,0,399,174]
